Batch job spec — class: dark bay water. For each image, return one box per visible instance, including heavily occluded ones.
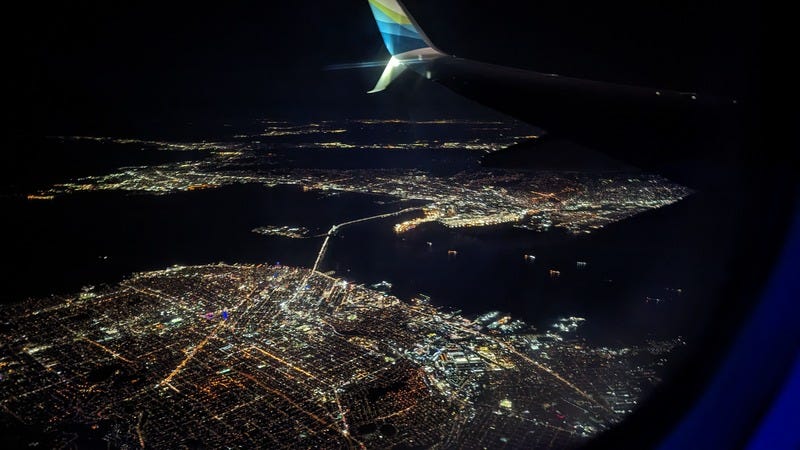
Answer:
[1,181,727,346]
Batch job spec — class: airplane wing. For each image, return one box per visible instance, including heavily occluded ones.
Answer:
[365,0,740,186]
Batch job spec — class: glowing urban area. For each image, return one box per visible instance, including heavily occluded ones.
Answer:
[3,119,690,448]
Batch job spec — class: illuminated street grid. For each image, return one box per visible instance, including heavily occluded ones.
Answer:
[36,155,690,235]
[0,264,681,448]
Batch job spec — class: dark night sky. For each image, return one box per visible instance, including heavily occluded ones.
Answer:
[10,0,761,135]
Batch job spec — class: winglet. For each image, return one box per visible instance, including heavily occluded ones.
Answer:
[368,56,406,94]
[366,0,443,93]
[367,0,434,56]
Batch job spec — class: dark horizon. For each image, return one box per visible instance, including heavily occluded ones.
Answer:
[11,0,760,135]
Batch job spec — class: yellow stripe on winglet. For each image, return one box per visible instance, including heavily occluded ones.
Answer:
[368,0,412,25]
